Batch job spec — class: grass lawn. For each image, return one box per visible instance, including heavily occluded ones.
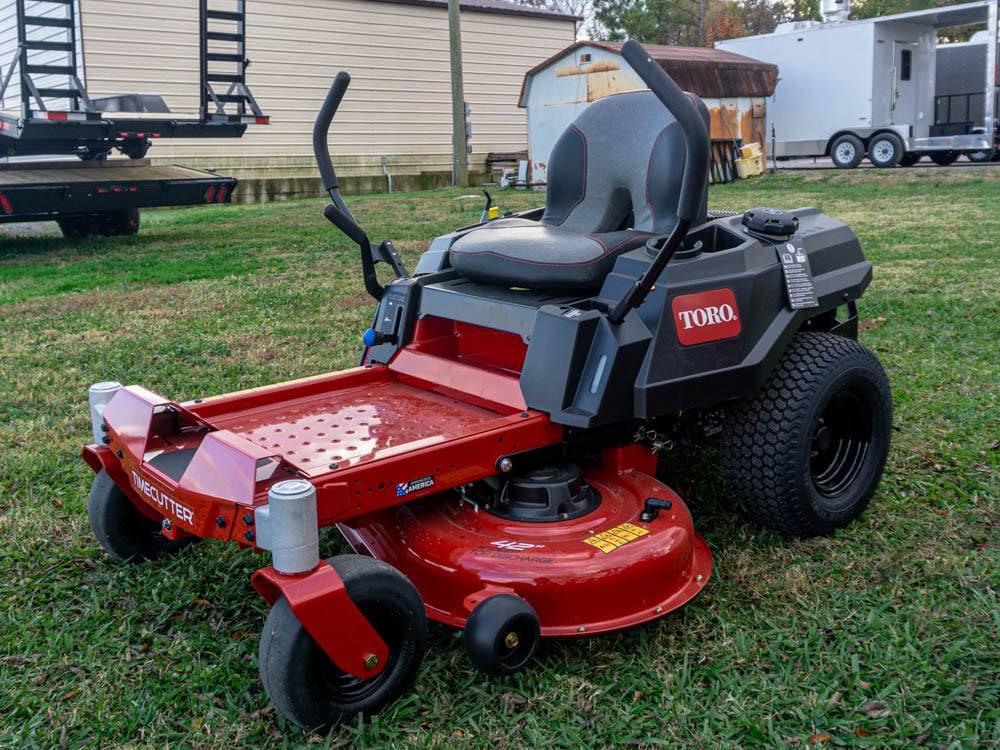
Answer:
[1,170,997,748]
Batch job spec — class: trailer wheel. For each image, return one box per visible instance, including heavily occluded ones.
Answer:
[119,139,151,159]
[968,149,993,163]
[867,133,903,168]
[463,594,541,676]
[57,215,93,239]
[930,151,959,166]
[830,134,864,169]
[97,209,141,236]
[720,332,892,538]
[899,152,922,167]
[88,469,195,562]
[258,555,427,731]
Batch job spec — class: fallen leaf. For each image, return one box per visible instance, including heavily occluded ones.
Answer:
[861,700,892,719]
[858,680,871,689]
[971,462,992,474]
[914,732,932,745]
[192,598,212,607]
[501,692,526,715]
[827,691,842,707]
[808,734,832,744]
[855,727,871,737]
[632,690,642,703]
[258,706,273,716]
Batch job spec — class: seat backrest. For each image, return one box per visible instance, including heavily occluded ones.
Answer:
[540,89,708,235]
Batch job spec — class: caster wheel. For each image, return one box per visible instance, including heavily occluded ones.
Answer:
[87,469,195,562]
[463,594,540,676]
[258,555,427,731]
[720,332,892,538]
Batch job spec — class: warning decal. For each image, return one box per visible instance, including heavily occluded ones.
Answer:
[583,523,649,554]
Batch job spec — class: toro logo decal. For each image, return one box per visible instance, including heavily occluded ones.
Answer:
[130,470,195,525]
[671,288,741,346]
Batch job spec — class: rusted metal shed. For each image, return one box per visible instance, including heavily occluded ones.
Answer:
[519,41,779,183]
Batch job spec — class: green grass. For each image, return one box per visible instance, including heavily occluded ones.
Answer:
[1,171,998,748]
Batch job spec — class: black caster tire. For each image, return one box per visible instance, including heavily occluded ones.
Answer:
[258,555,427,732]
[899,152,921,167]
[830,134,864,169]
[463,594,540,676]
[867,133,903,168]
[87,469,194,562]
[720,332,892,538]
[930,151,958,166]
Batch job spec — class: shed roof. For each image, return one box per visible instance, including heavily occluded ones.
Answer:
[518,40,779,104]
[370,0,582,22]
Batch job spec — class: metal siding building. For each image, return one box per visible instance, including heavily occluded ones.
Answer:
[74,0,578,198]
[518,41,777,183]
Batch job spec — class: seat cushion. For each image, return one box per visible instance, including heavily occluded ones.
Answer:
[450,218,652,291]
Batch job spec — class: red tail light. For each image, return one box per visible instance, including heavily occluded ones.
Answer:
[216,185,228,203]
[255,116,269,125]
[0,193,12,214]
[204,185,217,203]
[45,111,68,121]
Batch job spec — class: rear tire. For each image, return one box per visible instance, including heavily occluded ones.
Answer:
[968,149,993,163]
[720,333,892,538]
[930,151,959,166]
[258,555,427,731]
[830,134,864,169]
[867,133,903,168]
[88,469,194,562]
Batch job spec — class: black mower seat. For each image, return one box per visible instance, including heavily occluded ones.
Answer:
[450,90,706,291]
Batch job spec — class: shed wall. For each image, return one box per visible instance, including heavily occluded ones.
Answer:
[78,0,575,194]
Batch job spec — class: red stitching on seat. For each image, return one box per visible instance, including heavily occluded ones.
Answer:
[451,232,652,268]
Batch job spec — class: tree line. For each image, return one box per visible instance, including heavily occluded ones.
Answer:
[512,0,982,44]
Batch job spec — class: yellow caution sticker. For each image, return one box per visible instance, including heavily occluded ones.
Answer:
[583,522,649,554]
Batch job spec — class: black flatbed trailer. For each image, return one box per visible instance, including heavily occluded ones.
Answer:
[0,0,266,238]
[0,158,237,237]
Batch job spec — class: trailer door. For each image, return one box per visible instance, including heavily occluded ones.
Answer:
[891,41,918,125]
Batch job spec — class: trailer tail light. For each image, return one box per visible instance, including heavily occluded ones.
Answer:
[0,193,11,214]
[45,111,68,121]
[204,185,217,203]
[255,116,269,125]
[216,185,228,203]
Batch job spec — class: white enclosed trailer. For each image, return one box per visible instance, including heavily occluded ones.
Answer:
[716,0,998,167]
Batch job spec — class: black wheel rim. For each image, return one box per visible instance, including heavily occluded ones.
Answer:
[810,388,872,500]
[494,614,537,671]
[318,603,403,703]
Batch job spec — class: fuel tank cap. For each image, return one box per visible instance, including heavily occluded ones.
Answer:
[742,207,799,237]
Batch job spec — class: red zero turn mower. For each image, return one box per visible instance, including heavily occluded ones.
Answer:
[82,41,892,730]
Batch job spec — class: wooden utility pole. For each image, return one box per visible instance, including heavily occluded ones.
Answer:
[448,0,470,187]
